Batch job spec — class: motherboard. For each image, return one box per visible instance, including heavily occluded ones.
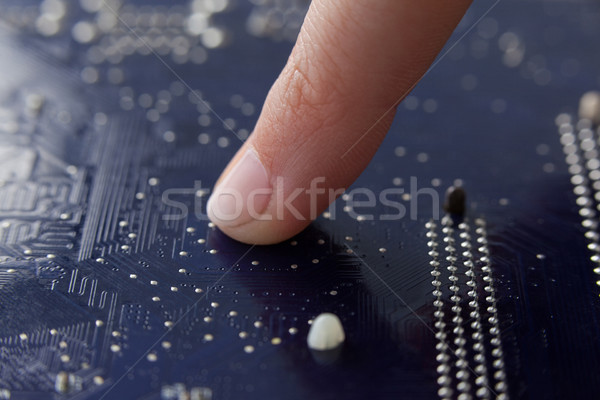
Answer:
[0,0,599,399]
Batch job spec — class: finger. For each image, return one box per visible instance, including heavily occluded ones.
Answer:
[207,0,472,244]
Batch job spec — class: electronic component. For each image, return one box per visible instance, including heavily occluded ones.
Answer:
[443,186,467,216]
[307,313,346,351]
[579,91,600,125]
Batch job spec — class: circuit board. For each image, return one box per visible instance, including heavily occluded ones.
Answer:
[0,0,599,399]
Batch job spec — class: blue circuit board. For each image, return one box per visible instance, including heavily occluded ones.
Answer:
[0,0,599,399]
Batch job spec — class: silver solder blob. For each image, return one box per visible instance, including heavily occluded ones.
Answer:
[307,313,345,351]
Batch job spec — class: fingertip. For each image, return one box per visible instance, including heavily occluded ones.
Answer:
[207,147,271,229]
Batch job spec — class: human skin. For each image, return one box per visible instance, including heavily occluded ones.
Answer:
[207,0,473,244]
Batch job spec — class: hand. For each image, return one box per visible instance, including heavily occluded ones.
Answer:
[207,0,472,244]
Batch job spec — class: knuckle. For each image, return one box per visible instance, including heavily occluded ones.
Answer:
[274,43,348,134]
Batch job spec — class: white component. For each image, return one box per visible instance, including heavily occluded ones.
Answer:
[307,313,345,351]
[579,91,600,124]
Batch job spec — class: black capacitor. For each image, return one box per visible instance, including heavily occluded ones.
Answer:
[443,186,466,215]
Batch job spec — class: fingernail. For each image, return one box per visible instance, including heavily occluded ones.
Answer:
[207,149,271,227]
